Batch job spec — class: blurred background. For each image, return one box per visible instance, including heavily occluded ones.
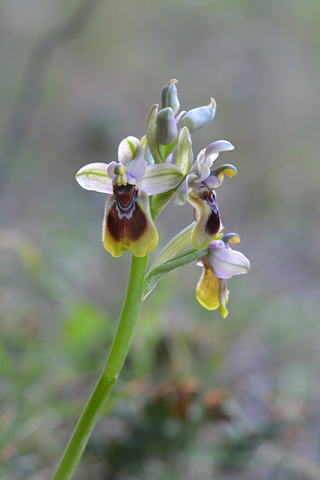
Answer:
[1,0,320,479]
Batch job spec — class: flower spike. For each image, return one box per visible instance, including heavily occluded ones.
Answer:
[76,80,249,318]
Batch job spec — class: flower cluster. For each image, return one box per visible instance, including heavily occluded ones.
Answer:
[76,80,250,316]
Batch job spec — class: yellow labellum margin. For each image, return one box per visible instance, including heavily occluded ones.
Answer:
[195,233,250,317]
[103,189,158,258]
[196,262,229,318]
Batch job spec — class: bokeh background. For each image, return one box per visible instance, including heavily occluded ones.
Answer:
[1,0,320,479]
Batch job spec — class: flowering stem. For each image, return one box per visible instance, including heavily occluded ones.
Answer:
[51,254,148,480]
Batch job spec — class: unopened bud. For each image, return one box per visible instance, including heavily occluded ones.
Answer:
[156,107,178,145]
[161,79,180,115]
[181,98,216,134]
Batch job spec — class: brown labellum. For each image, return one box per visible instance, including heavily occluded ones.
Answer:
[107,184,147,243]
[197,186,221,237]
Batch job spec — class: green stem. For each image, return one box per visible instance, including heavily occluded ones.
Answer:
[51,254,148,480]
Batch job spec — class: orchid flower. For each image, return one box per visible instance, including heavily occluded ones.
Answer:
[76,136,183,257]
[174,127,237,250]
[196,233,250,317]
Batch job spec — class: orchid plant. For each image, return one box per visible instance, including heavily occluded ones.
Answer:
[52,80,250,480]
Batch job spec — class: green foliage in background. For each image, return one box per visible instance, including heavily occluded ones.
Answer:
[1,0,320,479]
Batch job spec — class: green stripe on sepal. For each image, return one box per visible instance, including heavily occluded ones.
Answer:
[176,127,193,175]
[146,104,163,164]
[162,136,179,161]
[150,222,196,269]
[143,246,209,300]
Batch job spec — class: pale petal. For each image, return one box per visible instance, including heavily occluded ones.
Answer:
[140,164,183,195]
[76,162,115,194]
[175,173,197,205]
[204,152,219,167]
[189,153,209,182]
[175,179,188,205]
[126,157,148,182]
[194,160,211,183]
[107,162,117,180]
[207,245,250,279]
[204,140,234,157]
[118,136,144,165]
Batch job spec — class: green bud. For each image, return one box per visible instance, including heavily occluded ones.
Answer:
[161,79,180,115]
[181,98,216,134]
[156,107,178,145]
[146,104,162,163]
